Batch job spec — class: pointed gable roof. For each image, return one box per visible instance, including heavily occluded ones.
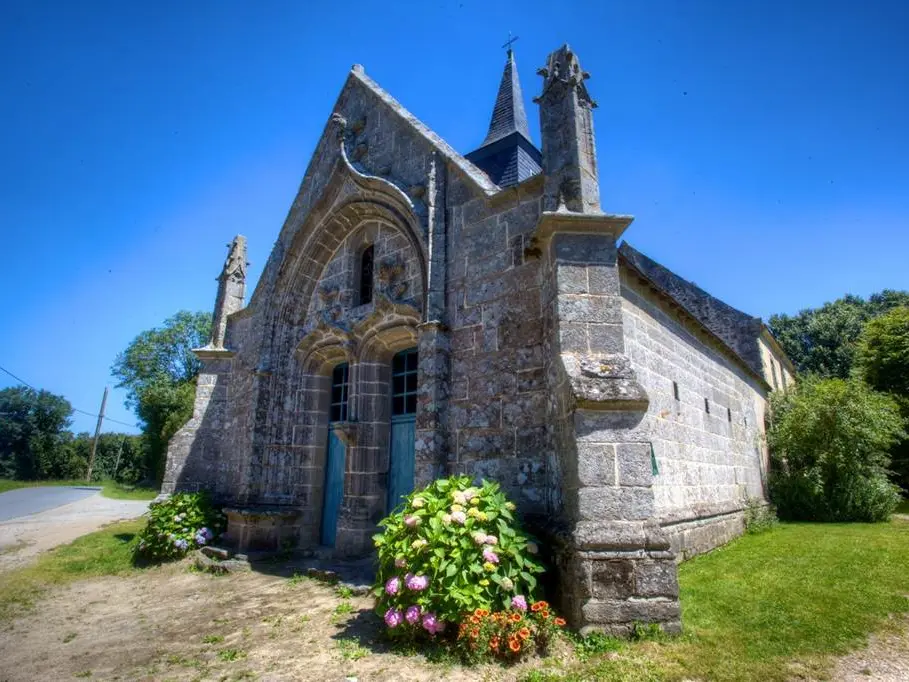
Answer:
[466,50,542,188]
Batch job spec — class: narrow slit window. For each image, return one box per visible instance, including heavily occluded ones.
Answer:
[727,407,732,422]
[672,381,680,401]
[704,398,710,414]
[329,363,349,422]
[359,245,374,305]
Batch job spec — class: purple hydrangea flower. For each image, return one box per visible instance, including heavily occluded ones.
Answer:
[384,576,401,595]
[405,605,421,625]
[405,574,429,591]
[482,548,499,564]
[174,538,189,551]
[512,595,528,611]
[384,608,404,628]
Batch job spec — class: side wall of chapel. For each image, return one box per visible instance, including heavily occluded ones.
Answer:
[620,269,770,561]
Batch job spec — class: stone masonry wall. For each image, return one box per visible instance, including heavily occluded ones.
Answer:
[620,268,769,559]
[446,174,552,514]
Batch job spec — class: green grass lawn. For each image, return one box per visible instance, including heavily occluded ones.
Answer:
[527,518,909,682]
[0,518,145,621]
[0,478,158,500]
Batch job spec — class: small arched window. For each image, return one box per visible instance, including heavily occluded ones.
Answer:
[359,244,374,305]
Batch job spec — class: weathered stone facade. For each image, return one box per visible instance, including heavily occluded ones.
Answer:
[163,43,795,634]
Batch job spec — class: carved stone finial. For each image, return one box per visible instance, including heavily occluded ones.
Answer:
[536,44,597,108]
[208,235,248,350]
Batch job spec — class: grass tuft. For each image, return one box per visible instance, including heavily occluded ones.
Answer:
[0,478,158,500]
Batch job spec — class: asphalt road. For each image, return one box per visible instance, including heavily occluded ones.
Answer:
[0,487,102,522]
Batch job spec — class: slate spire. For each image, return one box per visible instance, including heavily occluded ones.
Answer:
[466,48,542,188]
[482,49,532,146]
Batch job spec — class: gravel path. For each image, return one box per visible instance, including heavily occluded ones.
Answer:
[0,492,149,572]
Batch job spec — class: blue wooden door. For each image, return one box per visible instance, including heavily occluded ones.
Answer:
[321,429,345,546]
[387,348,417,512]
[321,363,349,547]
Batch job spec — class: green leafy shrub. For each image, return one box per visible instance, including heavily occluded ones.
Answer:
[135,491,225,561]
[455,602,564,662]
[768,377,904,521]
[373,476,546,640]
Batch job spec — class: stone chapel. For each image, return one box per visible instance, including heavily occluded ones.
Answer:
[163,44,795,633]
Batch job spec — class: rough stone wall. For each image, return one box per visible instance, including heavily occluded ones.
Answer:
[758,335,795,392]
[446,175,552,513]
[619,268,770,559]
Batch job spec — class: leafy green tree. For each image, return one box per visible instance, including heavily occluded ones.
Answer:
[767,377,903,521]
[111,311,211,483]
[0,386,76,479]
[769,290,909,378]
[854,306,909,491]
[67,432,147,483]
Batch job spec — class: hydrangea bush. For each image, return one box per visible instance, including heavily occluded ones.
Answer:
[135,491,225,561]
[372,476,546,641]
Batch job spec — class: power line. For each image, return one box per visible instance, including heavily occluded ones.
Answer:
[0,363,140,429]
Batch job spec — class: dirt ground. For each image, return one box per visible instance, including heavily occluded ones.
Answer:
[830,615,909,682]
[0,495,149,572]
[0,562,508,682]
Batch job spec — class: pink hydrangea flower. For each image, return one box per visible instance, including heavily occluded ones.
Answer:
[450,511,467,525]
[512,595,528,611]
[405,573,429,591]
[384,608,403,628]
[484,535,498,545]
[482,548,499,564]
[405,605,421,625]
[421,612,441,634]
[384,576,400,595]
[472,532,487,545]
[394,557,406,568]
[404,515,419,527]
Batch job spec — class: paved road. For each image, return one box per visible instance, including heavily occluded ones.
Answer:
[0,486,102,522]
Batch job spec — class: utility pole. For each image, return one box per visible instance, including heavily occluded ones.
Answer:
[86,386,109,482]
[112,435,126,481]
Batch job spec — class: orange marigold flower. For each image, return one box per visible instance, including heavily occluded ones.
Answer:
[477,608,490,617]
[554,617,566,627]
[541,610,550,619]
[530,602,543,612]
[489,636,500,651]
[509,638,521,652]
[518,627,531,640]
[470,615,481,624]
[470,628,480,639]
[510,612,522,622]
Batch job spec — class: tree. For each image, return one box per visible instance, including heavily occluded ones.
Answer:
[767,377,903,521]
[0,386,76,480]
[111,311,211,482]
[854,306,909,490]
[769,290,909,378]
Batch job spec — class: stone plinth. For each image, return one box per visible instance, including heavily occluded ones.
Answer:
[222,507,304,553]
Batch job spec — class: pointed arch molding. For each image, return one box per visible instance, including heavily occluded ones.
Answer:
[273,115,429,342]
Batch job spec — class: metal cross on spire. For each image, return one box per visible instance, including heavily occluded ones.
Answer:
[502,32,519,54]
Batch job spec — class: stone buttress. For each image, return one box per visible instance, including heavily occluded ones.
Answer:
[533,45,681,634]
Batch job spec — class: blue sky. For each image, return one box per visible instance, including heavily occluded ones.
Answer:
[1,0,907,434]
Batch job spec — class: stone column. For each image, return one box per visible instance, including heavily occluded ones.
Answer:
[534,44,680,635]
[415,152,451,484]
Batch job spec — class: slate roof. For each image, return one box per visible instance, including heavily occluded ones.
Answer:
[619,242,765,377]
[466,50,542,188]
